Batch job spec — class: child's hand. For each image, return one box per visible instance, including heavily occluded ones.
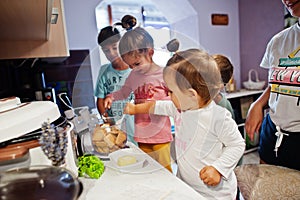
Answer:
[199,166,222,187]
[124,102,135,115]
[104,96,112,109]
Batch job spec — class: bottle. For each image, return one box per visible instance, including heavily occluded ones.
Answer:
[230,77,236,92]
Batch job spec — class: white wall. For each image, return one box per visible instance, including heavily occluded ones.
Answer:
[64,0,241,91]
[189,0,240,88]
[63,0,101,90]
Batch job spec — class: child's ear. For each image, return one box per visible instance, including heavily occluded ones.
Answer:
[148,48,154,57]
[187,88,198,98]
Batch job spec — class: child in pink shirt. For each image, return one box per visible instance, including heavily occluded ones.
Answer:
[104,27,173,172]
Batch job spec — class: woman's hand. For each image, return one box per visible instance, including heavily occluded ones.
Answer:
[123,102,136,115]
[199,166,221,187]
[245,86,270,141]
[245,102,263,141]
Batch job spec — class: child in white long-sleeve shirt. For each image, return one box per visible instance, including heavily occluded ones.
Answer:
[124,49,245,199]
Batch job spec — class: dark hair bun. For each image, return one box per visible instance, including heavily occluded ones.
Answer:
[121,15,137,30]
[167,38,180,52]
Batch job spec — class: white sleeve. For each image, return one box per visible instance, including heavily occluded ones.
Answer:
[154,100,177,118]
[260,38,274,69]
[212,112,246,179]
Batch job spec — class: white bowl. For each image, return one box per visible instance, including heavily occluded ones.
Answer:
[108,148,146,171]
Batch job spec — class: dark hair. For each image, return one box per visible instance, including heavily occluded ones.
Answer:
[166,38,180,53]
[119,27,154,57]
[97,26,121,46]
[114,15,137,31]
[212,54,234,84]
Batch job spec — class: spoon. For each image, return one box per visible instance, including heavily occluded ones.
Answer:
[115,114,126,129]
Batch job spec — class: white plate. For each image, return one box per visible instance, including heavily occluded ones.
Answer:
[106,149,146,172]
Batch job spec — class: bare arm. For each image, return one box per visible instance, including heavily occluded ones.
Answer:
[245,86,270,140]
[96,98,107,116]
[124,101,156,115]
[103,96,113,110]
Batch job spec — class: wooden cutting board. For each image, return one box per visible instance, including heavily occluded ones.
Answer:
[0,140,40,162]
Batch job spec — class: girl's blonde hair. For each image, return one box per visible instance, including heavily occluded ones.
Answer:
[165,49,222,105]
[119,27,154,58]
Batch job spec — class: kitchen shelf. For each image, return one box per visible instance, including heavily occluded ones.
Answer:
[226,89,264,99]
[227,90,264,154]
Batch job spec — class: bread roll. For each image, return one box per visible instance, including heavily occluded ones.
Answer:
[94,141,109,153]
[115,131,127,147]
[92,124,127,154]
[94,146,105,153]
[93,126,106,141]
[104,134,116,148]
[94,141,106,147]
[102,146,110,153]
[109,145,119,153]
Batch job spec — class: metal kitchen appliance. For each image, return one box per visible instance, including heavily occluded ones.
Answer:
[0,97,78,174]
[0,165,83,200]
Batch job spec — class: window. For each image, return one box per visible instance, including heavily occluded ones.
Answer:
[95,0,172,66]
[95,0,170,32]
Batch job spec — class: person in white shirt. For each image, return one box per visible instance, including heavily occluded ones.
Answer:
[124,49,245,199]
[245,0,300,170]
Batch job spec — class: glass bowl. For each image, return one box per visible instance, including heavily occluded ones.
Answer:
[91,117,127,156]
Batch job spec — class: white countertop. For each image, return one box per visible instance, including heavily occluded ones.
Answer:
[78,143,204,200]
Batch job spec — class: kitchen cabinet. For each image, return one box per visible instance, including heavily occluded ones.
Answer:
[226,89,265,153]
[0,0,69,59]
